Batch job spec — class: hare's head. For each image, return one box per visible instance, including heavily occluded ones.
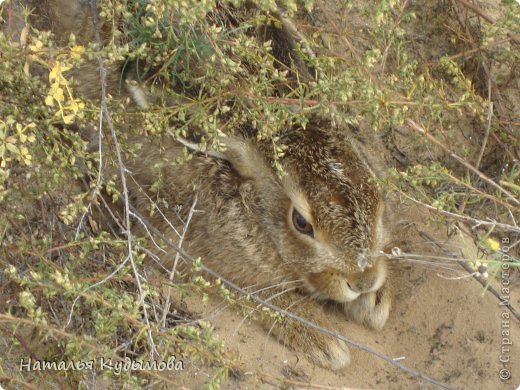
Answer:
[203,116,387,304]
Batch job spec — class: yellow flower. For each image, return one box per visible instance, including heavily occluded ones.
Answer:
[70,45,85,59]
[485,238,500,251]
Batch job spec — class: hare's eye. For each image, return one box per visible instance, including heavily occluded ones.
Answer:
[292,209,314,237]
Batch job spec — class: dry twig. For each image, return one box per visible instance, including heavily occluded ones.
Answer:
[88,0,157,358]
[406,119,520,208]
[453,0,496,24]
[160,194,198,328]
[398,191,520,234]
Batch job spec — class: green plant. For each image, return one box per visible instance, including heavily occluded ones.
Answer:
[1,0,519,388]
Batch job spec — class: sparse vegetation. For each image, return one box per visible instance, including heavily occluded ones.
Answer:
[0,0,518,388]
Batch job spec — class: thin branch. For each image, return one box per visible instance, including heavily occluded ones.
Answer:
[273,7,317,61]
[421,37,512,67]
[474,64,493,170]
[315,0,361,63]
[75,117,106,240]
[88,0,156,359]
[66,253,130,327]
[129,210,168,255]
[160,194,198,329]
[128,174,183,239]
[453,0,496,24]
[398,191,520,234]
[406,119,520,207]
[459,77,493,214]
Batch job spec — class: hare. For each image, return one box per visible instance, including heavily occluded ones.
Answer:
[124,116,391,370]
[4,0,391,370]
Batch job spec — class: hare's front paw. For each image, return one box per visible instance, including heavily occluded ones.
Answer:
[343,286,390,330]
[308,331,351,370]
[268,297,351,370]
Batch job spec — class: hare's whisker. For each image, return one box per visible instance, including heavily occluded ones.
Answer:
[365,250,468,269]
[435,272,478,280]
[390,258,461,271]
[390,257,462,266]
[197,278,305,326]
[388,262,460,274]
[263,286,303,303]
[388,266,461,276]
[388,252,477,263]
[386,241,469,254]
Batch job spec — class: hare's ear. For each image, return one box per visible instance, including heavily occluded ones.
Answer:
[177,136,272,181]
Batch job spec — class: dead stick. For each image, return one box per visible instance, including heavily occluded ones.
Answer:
[398,192,520,234]
[453,0,496,24]
[406,119,520,207]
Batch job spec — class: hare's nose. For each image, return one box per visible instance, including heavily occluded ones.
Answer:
[346,281,360,293]
[347,255,387,294]
[356,248,379,271]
